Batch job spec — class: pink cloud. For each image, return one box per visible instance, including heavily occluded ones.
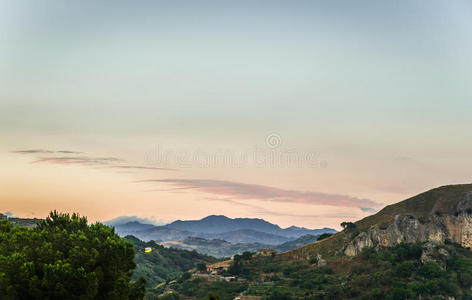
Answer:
[140,179,382,209]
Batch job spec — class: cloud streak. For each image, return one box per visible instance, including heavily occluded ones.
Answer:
[108,165,176,171]
[360,207,378,213]
[12,149,174,171]
[12,149,82,154]
[140,179,382,209]
[204,197,360,220]
[32,156,123,166]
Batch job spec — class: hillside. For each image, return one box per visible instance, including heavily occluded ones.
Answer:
[157,184,472,299]
[123,236,218,292]
[274,234,320,253]
[288,184,472,259]
[162,242,472,299]
[160,238,268,258]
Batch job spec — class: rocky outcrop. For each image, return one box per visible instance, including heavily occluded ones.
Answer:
[420,241,451,269]
[344,208,472,256]
[315,254,327,267]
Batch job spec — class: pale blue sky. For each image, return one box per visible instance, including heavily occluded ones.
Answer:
[1,1,471,227]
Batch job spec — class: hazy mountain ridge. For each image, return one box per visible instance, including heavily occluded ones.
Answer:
[167,215,335,237]
[110,215,335,241]
[107,215,335,257]
[112,221,155,232]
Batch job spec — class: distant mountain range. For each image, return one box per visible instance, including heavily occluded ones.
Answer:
[166,215,334,238]
[105,215,336,256]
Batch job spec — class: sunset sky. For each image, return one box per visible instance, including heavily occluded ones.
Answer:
[1,1,472,229]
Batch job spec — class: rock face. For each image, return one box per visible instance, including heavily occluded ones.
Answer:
[344,208,472,256]
[315,254,327,267]
[420,241,451,269]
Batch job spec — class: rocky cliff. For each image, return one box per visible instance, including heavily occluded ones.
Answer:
[287,184,472,260]
[345,195,472,256]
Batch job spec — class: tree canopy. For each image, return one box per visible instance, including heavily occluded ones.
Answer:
[0,211,145,300]
[340,221,356,230]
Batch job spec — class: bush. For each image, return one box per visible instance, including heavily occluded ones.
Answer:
[317,233,333,241]
[388,287,414,300]
[393,261,416,277]
[418,262,443,279]
[459,272,472,287]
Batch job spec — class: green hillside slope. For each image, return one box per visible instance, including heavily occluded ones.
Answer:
[288,184,472,258]
[124,236,218,291]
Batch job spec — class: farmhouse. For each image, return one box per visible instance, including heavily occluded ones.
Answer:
[256,249,276,256]
[206,260,232,274]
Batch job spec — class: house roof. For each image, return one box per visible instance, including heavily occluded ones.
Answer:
[258,249,276,252]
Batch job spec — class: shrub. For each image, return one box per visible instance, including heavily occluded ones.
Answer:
[393,261,416,277]
[418,262,443,279]
[317,233,333,241]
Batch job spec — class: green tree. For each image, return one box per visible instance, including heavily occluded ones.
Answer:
[241,251,253,260]
[196,262,207,273]
[340,222,356,230]
[0,211,145,299]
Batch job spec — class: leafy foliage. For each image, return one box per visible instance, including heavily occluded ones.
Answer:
[0,211,145,300]
[340,222,356,230]
[170,276,247,300]
[163,242,472,299]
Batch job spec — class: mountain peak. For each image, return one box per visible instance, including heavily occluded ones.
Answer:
[166,215,335,237]
[201,215,230,220]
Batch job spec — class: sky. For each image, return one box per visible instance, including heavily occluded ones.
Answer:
[1,1,471,229]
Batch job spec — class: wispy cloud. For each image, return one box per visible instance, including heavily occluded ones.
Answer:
[33,156,123,166]
[56,150,82,154]
[204,197,359,220]
[108,165,176,171]
[253,209,360,220]
[12,149,174,171]
[360,207,378,213]
[13,149,53,154]
[140,179,382,209]
[12,149,83,154]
